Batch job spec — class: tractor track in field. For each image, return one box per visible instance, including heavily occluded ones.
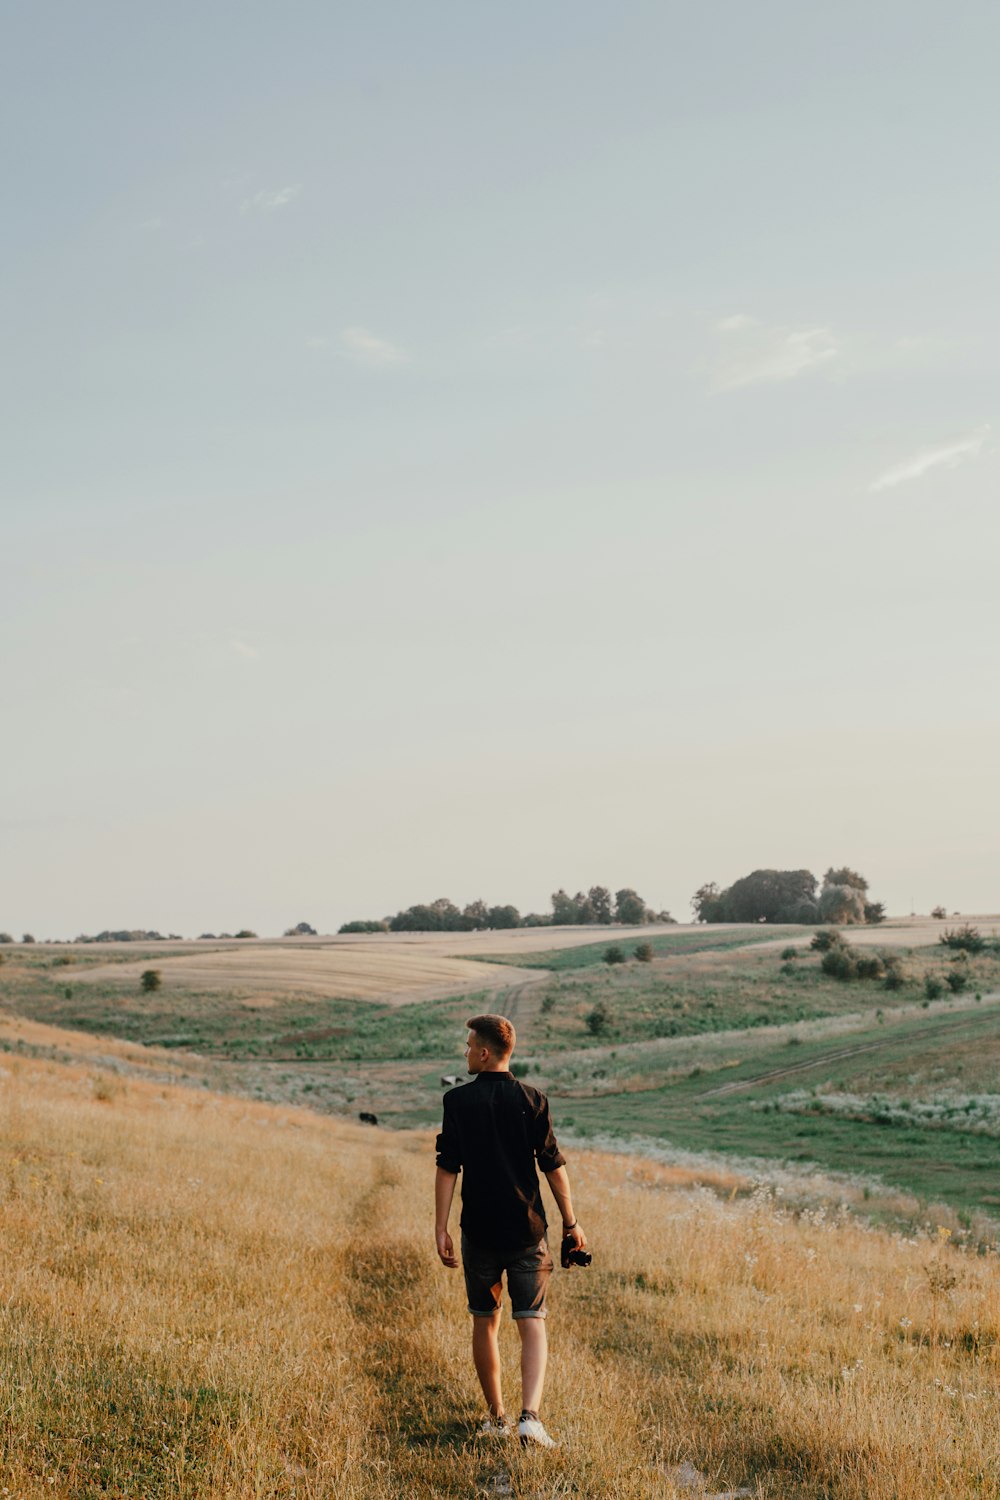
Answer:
[695,1008,999,1098]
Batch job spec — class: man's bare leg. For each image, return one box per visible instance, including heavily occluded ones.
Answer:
[472,1310,504,1417]
[516,1317,548,1414]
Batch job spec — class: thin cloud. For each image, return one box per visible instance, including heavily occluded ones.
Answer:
[714,314,838,390]
[240,184,302,214]
[340,326,408,367]
[869,425,990,492]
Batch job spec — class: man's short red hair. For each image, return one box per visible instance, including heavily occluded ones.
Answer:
[467,1013,516,1057]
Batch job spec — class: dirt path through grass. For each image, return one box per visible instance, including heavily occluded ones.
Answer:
[694,999,1000,1098]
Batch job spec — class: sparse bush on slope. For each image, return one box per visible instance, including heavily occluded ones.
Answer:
[940,925,986,954]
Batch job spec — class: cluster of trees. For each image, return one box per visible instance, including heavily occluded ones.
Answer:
[339,885,671,934]
[692,868,885,926]
[283,922,317,937]
[387,899,524,934]
[551,886,672,926]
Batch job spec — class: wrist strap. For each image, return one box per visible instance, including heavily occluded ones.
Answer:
[562,1220,577,1232]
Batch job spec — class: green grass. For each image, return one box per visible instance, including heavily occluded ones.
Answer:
[553,998,1000,1222]
[0,965,493,1066]
[480,926,804,971]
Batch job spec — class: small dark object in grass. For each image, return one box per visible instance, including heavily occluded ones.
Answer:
[141,969,162,993]
[359,1111,378,1125]
[603,945,625,965]
[634,942,654,963]
[780,946,797,961]
[924,974,944,1001]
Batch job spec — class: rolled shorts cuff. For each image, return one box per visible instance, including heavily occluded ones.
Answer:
[511,1309,547,1319]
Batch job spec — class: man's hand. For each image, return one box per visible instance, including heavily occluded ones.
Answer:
[563,1221,586,1253]
[436,1228,459,1268]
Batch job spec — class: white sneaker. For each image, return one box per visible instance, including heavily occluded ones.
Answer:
[476,1414,512,1440]
[518,1415,557,1449]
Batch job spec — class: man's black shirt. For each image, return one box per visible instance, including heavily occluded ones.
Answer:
[435,1072,566,1250]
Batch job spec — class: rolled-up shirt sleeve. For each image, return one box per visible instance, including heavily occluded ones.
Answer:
[533,1094,566,1173]
[435,1092,462,1174]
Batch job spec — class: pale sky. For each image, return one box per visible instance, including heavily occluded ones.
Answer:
[3,2,998,938]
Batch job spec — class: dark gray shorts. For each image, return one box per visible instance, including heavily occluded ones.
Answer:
[461,1232,554,1319]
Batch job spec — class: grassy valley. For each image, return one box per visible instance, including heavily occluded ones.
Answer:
[3,920,1000,1231]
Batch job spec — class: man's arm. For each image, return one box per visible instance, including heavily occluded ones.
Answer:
[435,1167,459,1267]
[544,1164,585,1251]
[435,1091,461,1267]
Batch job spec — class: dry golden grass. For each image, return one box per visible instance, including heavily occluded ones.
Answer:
[1,1054,998,1498]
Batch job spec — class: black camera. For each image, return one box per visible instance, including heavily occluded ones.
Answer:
[561,1233,592,1269]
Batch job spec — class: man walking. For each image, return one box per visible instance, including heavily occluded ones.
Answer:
[435,1013,586,1448]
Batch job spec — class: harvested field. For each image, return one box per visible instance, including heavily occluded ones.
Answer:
[68,946,541,1006]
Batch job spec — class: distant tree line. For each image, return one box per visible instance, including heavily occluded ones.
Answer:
[73,929,184,943]
[691,867,885,926]
[339,885,674,934]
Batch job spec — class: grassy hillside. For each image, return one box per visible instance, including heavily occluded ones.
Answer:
[4,933,1000,1227]
[1,1051,997,1498]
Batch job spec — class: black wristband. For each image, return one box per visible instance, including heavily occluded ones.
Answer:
[562,1221,577,1233]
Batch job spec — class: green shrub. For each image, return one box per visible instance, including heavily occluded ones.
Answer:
[603,945,625,966]
[586,1002,609,1035]
[946,968,969,993]
[856,954,885,981]
[141,969,162,993]
[634,943,654,963]
[810,929,842,952]
[883,958,907,991]
[821,946,858,980]
[780,946,798,960]
[924,974,944,1000]
[940,924,985,954]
